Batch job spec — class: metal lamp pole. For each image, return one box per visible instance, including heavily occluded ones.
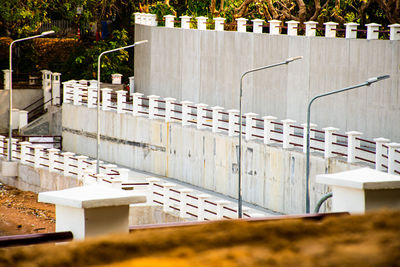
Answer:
[96,40,148,174]
[305,74,390,213]
[238,56,303,218]
[8,30,55,161]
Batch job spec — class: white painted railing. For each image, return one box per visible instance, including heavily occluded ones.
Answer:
[133,12,400,41]
[63,82,400,176]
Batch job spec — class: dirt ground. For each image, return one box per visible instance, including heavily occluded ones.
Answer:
[0,184,55,236]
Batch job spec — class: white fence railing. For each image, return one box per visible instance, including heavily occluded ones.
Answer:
[63,80,400,176]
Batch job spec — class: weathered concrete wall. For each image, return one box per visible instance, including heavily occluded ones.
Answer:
[0,89,43,133]
[134,25,400,142]
[62,104,368,214]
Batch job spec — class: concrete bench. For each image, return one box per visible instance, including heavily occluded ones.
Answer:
[316,167,400,213]
[39,184,146,239]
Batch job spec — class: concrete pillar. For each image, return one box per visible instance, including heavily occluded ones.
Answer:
[51,72,61,105]
[387,143,400,174]
[196,103,208,129]
[134,12,142,24]
[245,112,258,141]
[76,155,88,181]
[62,152,74,177]
[62,81,74,104]
[11,109,19,130]
[132,92,143,116]
[236,18,247,32]
[34,145,44,169]
[117,168,129,182]
[96,173,106,184]
[286,20,299,36]
[197,194,211,221]
[301,123,317,153]
[0,135,4,158]
[263,116,277,144]
[164,15,175,28]
[324,22,338,38]
[87,86,97,108]
[147,178,161,205]
[214,17,225,31]
[83,169,95,185]
[101,88,112,111]
[374,137,390,171]
[47,148,59,172]
[19,141,31,164]
[164,97,176,123]
[269,20,281,35]
[102,164,117,176]
[180,16,191,29]
[228,109,239,137]
[128,76,135,95]
[41,70,52,110]
[389,24,400,41]
[212,106,224,133]
[281,119,296,149]
[18,110,28,129]
[323,127,339,158]
[196,16,207,30]
[216,200,229,219]
[346,131,362,163]
[163,183,175,213]
[305,21,318,37]
[148,95,160,119]
[73,85,82,106]
[366,23,381,40]
[141,13,149,25]
[116,90,127,114]
[181,101,193,126]
[2,69,11,90]
[252,19,264,33]
[111,74,122,85]
[179,188,193,218]
[344,22,359,39]
[148,14,157,26]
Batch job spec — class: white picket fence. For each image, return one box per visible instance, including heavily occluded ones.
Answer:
[63,80,400,176]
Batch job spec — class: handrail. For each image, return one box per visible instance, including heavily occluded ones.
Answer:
[23,97,44,111]
[0,231,73,248]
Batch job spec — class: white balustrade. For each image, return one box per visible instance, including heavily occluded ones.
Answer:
[76,155,88,181]
[366,23,380,40]
[181,101,193,126]
[302,123,317,153]
[164,97,176,122]
[346,131,363,163]
[236,18,247,32]
[164,15,175,28]
[149,14,157,26]
[73,85,82,106]
[62,152,74,176]
[19,141,30,164]
[0,135,4,157]
[389,24,400,41]
[252,19,264,33]
[196,103,208,129]
[134,12,142,24]
[245,113,258,141]
[197,193,211,221]
[148,95,160,119]
[117,168,129,182]
[387,143,400,174]
[47,148,59,172]
[286,20,299,36]
[324,22,338,38]
[83,169,95,185]
[147,178,160,205]
[374,137,390,171]
[228,109,239,137]
[180,16,191,29]
[212,106,224,133]
[196,17,207,30]
[132,92,144,116]
[179,188,193,218]
[323,127,339,158]
[101,88,112,111]
[163,183,176,212]
[11,138,18,160]
[87,86,97,108]
[116,90,127,114]
[216,200,229,219]
[282,119,296,148]
[96,173,106,183]
[345,22,359,39]
[34,145,44,168]
[214,17,225,31]
[269,20,281,35]
[263,116,277,144]
[305,21,318,37]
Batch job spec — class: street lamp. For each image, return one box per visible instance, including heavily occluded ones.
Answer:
[96,40,148,174]
[8,30,55,161]
[237,56,303,218]
[305,74,390,213]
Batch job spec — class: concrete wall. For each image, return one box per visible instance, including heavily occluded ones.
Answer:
[62,104,369,214]
[0,89,43,133]
[134,25,400,142]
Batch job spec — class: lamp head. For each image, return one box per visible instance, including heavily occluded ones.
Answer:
[285,56,303,64]
[134,40,148,46]
[366,75,390,85]
[41,30,55,36]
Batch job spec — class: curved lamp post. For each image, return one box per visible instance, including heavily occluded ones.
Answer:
[8,30,55,161]
[305,74,390,213]
[238,56,303,218]
[96,40,148,174]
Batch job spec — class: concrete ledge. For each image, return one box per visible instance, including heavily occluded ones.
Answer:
[1,161,18,177]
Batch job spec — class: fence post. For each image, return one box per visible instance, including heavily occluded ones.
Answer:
[62,152,74,176]
[262,116,277,144]
[102,164,117,176]
[389,24,400,41]
[302,123,317,153]
[87,86,97,108]
[323,127,339,158]
[101,88,112,111]
[83,169,94,185]
[164,15,175,28]
[11,139,18,161]
[163,183,175,213]
[281,119,296,148]
[196,16,207,30]
[305,21,318,37]
[41,70,52,110]
[387,143,400,174]
[286,20,299,36]
[47,148,59,172]
[212,106,224,133]
[132,92,143,116]
[366,23,380,40]
[196,103,208,129]
[236,18,247,32]
[252,19,264,33]
[19,141,30,164]
[96,173,106,184]
[373,137,390,171]
[214,17,225,31]
[228,109,239,137]
[181,101,193,126]
[346,131,363,163]
[33,145,44,168]
[134,12,142,24]
[269,20,281,35]
[197,194,211,221]
[116,90,127,114]
[0,135,4,157]
[180,16,191,29]
[344,22,359,39]
[245,113,258,141]
[146,178,160,205]
[216,200,229,219]
[149,14,157,26]
[2,69,11,90]
[73,85,82,106]
[179,188,193,218]
[76,155,88,181]
[51,72,61,105]
[164,97,176,123]
[148,95,160,119]
[324,22,338,38]
[62,81,72,104]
